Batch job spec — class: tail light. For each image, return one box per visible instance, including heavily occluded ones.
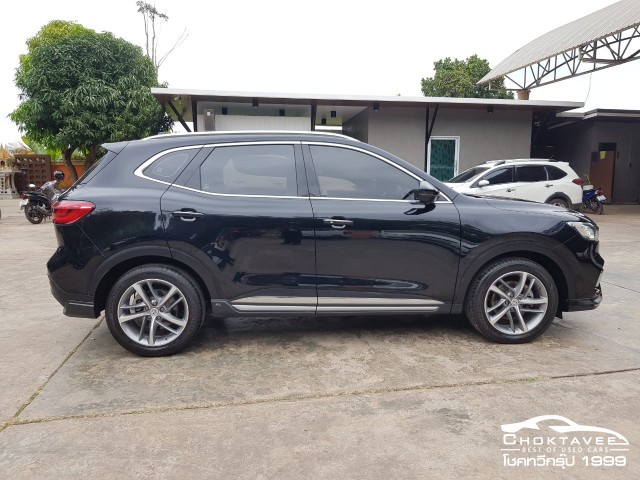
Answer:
[596,187,603,194]
[52,201,95,225]
[20,192,27,199]
[572,178,584,186]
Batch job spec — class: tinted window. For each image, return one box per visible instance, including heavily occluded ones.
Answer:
[200,145,297,196]
[516,166,547,182]
[448,166,490,183]
[144,149,197,182]
[481,167,513,185]
[546,165,567,180]
[309,146,419,200]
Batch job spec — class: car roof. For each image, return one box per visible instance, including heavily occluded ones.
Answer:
[483,158,569,166]
[103,130,363,154]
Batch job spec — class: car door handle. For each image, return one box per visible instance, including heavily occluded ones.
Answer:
[545,184,553,188]
[323,218,353,229]
[506,188,515,192]
[172,209,204,222]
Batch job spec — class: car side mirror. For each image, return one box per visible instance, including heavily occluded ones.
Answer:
[417,180,439,205]
[478,180,490,187]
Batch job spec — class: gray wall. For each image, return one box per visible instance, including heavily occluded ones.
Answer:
[367,107,427,169]
[430,108,533,172]
[344,107,533,174]
[555,121,640,203]
[342,110,369,143]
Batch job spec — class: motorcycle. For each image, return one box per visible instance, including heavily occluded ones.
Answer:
[19,183,61,224]
[582,185,606,215]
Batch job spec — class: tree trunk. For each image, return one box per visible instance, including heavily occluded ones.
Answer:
[84,145,99,170]
[63,147,78,182]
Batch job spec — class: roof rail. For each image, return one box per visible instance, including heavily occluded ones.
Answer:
[142,130,357,141]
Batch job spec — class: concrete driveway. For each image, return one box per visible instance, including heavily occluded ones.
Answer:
[0,199,638,479]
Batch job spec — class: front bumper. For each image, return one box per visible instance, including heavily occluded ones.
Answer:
[566,284,603,312]
[49,274,99,318]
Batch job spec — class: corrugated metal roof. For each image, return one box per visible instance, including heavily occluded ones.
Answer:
[480,0,640,83]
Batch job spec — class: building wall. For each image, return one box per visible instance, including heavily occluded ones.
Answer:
[342,110,369,143]
[430,108,533,172]
[367,107,426,169]
[216,115,309,131]
[556,121,640,203]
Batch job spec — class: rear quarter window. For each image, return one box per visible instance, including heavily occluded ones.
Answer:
[546,165,568,180]
[144,149,200,183]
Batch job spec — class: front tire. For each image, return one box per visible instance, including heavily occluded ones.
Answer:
[25,203,44,224]
[105,264,205,356]
[465,257,559,343]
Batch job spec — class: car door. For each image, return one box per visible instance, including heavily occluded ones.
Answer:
[513,165,548,202]
[473,166,516,198]
[160,142,317,315]
[303,142,461,314]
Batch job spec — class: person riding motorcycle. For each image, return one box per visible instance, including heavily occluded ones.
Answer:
[41,170,65,203]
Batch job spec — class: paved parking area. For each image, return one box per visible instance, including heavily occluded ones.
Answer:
[0,199,638,479]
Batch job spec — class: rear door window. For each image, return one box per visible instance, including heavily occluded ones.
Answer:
[199,145,298,196]
[516,166,547,182]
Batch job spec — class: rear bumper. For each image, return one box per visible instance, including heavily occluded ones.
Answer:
[49,274,99,318]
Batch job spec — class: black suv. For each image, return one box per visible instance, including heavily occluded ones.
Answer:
[48,132,603,356]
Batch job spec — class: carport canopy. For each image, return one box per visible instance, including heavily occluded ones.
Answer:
[479,0,640,96]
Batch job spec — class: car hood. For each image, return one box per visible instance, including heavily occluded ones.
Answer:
[481,196,588,220]
[444,183,469,191]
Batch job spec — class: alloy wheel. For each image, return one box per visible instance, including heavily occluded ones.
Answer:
[117,278,189,347]
[483,271,548,335]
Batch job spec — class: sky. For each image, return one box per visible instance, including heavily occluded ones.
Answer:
[1,0,638,143]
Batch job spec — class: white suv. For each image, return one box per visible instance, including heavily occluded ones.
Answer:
[445,159,583,208]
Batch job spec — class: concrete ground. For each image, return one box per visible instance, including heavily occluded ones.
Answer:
[0,198,638,479]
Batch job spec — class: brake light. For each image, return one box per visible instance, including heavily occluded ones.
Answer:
[52,201,95,225]
[572,178,584,186]
[20,192,27,199]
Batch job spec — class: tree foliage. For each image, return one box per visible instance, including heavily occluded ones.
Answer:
[11,21,172,180]
[421,55,513,99]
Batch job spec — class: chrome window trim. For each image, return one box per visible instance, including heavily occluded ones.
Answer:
[304,142,452,204]
[134,140,452,203]
[134,145,205,186]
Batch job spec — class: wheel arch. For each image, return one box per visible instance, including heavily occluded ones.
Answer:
[93,253,214,315]
[454,244,572,316]
[544,192,572,205]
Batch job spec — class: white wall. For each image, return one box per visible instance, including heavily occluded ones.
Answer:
[197,113,310,132]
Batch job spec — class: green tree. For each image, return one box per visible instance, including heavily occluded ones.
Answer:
[11,21,172,181]
[421,55,514,99]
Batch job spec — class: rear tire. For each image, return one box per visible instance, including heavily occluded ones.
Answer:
[105,264,205,356]
[587,200,604,215]
[546,197,569,208]
[25,203,43,224]
[465,257,559,343]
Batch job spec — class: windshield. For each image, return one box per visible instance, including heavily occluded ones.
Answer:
[448,166,490,183]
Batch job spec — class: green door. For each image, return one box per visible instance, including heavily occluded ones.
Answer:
[429,139,457,181]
